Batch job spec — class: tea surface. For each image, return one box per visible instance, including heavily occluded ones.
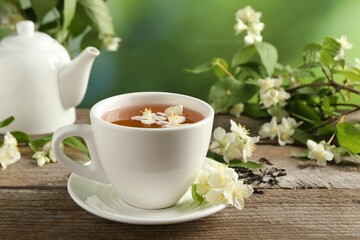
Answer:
[103,105,203,128]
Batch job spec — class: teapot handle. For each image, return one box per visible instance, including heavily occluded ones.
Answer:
[52,124,109,183]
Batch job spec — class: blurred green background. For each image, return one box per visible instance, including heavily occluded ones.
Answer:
[80,0,360,108]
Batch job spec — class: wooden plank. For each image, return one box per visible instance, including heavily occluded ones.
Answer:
[1,188,360,239]
[251,145,360,189]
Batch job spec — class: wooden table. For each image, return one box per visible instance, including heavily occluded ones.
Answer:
[1,109,360,239]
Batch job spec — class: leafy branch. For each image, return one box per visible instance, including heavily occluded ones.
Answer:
[187,6,360,166]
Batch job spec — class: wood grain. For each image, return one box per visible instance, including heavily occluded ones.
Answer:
[1,188,360,239]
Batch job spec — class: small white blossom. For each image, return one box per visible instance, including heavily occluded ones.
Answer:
[336,35,353,50]
[195,170,210,196]
[229,103,244,118]
[207,169,237,189]
[277,117,301,146]
[242,136,259,162]
[244,30,263,45]
[165,105,183,116]
[259,116,278,140]
[334,49,345,61]
[209,127,237,154]
[230,120,250,140]
[355,58,360,69]
[157,114,186,128]
[234,6,264,45]
[334,36,353,61]
[330,146,346,164]
[33,151,51,167]
[131,108,166,125]
[205,188,232,205]
[231,181,254,210]
[223,139,243,162]
[289,77,299,88]
[0,132,21,170]
[102,35,122,52]
[32,141,57,166]
[306,140,334,166]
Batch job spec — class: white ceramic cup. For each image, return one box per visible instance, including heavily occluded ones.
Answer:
[52,92,214,209]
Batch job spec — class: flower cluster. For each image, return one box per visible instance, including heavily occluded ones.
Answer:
[258,77,290,111]
[234,5,265,45]
[209,120,259,163]
[259,116,302,146]
[193,159,253,210]
[131,105,188,128]
[32,141,56,167]
[0,132,21,170]
[306,139,345,166]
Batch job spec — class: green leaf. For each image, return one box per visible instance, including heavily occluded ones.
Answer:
[191,184,204,205]
[288,99,321,125]
[243,103,268,118]
[212,58,229,80]
[55,29,69,43]
[292,128,315,145]
[231,45,256,67]
[321,97,340,118]
[255,41,278,76]
[80,30,102,50]
[184,62,212,74]
[69,4,89,37]
[228,160,263,169]
[0,116,15,128]
[209,78,260,113]
[206,152,263,169]
[206,151,226,163]
[63,0,77,30]
[291,149,308,158]
[235,61,266,80]
[334,69,360,82]
[303,43,322,64]
[29,135,52,152]
[319,37,342,68]
[317,125,335,136]
[30,0,59,21]
[63,137,89,157]
[336,122,360,154]
[10,131,32,143]
[56,0,77,42]
[77,0,115,34]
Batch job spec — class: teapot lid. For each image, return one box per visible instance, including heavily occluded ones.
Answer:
[0,20,54,49]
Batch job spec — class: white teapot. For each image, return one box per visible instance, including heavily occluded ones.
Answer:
[0,20,100,134]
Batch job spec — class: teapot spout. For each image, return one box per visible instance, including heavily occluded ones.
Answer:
[59,47,100,108]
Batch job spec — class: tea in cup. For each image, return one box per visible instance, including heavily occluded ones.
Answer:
[52,92,214,209]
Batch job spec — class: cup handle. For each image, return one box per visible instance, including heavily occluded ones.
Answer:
[52,124,109,184]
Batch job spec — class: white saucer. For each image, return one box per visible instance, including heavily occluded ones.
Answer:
[67,163,226,225]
